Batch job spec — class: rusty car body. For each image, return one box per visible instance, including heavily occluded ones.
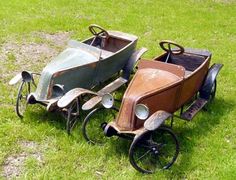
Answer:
[82,40,223,173]
[9,24,147,133]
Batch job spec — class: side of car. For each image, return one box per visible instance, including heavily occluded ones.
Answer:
[82,40,223,173]
[9,24,147,134]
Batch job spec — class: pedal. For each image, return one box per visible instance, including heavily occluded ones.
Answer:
[180,98,207,121]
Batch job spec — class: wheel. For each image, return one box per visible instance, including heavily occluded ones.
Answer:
[203,80,217,111]
[82,107,118,145]
[16,81,31,118]
[129,126,179,173]
[66,98,80,134]
[209,80,217,102]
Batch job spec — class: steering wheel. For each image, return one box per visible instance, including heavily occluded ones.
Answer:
[159,40,184,63]
[89,24,109,46]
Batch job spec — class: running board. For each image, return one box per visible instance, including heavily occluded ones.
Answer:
[97,77,127,95]
[180,98,207,121]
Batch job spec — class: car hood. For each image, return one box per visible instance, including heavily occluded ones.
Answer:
[124,68,181,98]
[35,42,100,101]
[44,43,100,73]
[116,68,182,131]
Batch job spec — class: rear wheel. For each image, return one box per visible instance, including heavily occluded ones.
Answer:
[66,98,80,134]
[203,80,217,111]
[209,80,217,102]
[129,126,179,173]
[16,81,30,118]
[82,107,118,145]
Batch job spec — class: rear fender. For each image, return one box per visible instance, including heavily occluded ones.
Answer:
[199,63,223,100]
[57,88,98,108]
[122,47,147,80]
[144,110,172,131]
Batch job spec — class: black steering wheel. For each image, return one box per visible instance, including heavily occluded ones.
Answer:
[89,24,109,46]
[159,40,184,63]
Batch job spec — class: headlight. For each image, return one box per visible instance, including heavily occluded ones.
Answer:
[52,84,65,97]
[21,71,33,82]
[135,104,149,120]
[101,93,114,109]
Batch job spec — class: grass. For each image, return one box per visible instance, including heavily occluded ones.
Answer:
[0,0,236,179]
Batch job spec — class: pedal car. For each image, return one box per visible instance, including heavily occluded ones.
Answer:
[9,24,146,133]
[83,40,223,173]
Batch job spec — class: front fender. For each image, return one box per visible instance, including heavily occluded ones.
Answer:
[9,73,22,85]
[122,47,147,80]
[82,96,102,111]
[144,110,172,131]
[57,88,98,108]
[199,63,223,100]
[9,71,38,85]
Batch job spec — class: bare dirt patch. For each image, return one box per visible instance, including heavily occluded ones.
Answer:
[2,140,43,179]
[19,140,39,151]
[0,32,71,80]
[35,32,71,47]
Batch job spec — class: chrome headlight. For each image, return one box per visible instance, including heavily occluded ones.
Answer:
[101,93,114,109]
[135,104,149,120]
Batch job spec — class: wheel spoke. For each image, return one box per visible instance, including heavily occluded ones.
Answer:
[66,99,80,134]
[136,150,152,162]
[129,127,179,173]
[82,107,118,145]
[16,81,30,118]
[156,156,163,167]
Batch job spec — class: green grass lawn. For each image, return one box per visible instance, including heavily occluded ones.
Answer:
[0,0,236,179]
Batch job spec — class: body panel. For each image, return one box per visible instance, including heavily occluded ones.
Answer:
[35,45,100,101]
[112,48,211,132]
[95,40,136,83]
[174,54,211,108]
[33,31,137,102]
[116,67,183,131]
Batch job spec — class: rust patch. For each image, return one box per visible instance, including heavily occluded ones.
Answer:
[88,62,96,68]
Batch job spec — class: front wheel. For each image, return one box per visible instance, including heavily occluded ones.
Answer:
[16,81,31,118]
[129,126,179,173]
[66,98,80,134]
[82,107,118,145]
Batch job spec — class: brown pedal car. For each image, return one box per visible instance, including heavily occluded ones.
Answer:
[82,40,223,173]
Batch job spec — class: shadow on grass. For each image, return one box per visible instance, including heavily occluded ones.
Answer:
[21,74,127,136]
[23,104,86,138]
[25,105,66,130]
[102,97,231,177]
[164,97,233,178]
[18,92,231,178]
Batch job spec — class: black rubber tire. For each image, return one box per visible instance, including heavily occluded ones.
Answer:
[129,126,179,174]
[66,98,80,134]
[209,80,217,102]
[16,81,30,118]
[82,107,118,145]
